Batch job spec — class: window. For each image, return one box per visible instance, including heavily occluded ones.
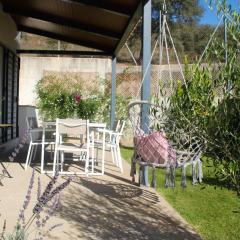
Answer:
[0,45,20,143]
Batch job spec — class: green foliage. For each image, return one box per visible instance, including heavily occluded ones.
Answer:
[4,224,27,240]
[153,0,204,24]
[76,98,100,120]
[116,95,131,121]
[36,75,99,121]
[152,0,218,63]
[157,4,240,195]
[36,75,130,128]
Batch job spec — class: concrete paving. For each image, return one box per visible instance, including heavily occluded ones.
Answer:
[0,146,201,240]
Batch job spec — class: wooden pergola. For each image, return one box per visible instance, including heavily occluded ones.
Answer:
[0,0,152,130]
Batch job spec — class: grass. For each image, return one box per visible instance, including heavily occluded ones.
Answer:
[120,145,240,240]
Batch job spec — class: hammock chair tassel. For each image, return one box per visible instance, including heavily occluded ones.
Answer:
[139,164,149,187]
[151,166,156,188]
[181,165,187,188]
[197,158,203,183]
[130,152,137,182]
[192,160,198,185]
[192,151,203,185]
[165,164,175,188]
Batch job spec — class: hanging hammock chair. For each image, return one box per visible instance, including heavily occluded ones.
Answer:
[128,100,203,188]
[126,1,213,188]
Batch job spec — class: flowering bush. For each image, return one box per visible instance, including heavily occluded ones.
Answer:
[1,170,72,239]
[36,76,100,120]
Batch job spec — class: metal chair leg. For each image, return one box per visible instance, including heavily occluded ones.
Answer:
[53,147,58,176]
[113,146,118,167]
[61,151,64,172]
[117,145,123,173]
[110,146,114,163]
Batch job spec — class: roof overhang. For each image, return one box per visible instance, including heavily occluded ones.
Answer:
[0,0,143,56]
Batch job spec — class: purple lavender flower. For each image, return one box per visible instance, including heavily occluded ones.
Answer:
[33,176,71,215]
[33,173,59,214]
[12,152,17,158]
[18,169,35,223]
[48,177,72,200]
[37,177,41,201]
[36,219,41,228]
[14,148,20,154]
[41,195,60,228]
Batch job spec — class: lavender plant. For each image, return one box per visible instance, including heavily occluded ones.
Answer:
[0,131,29,186]
[2,170,72,239]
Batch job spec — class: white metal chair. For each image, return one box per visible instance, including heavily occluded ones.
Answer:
[25,117,55,171]
[52,119,90,176]
[96,120,125,172]
[25,117,43,170]
[110,120,125,172]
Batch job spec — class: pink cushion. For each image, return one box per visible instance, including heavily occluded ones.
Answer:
[135,131,176,164]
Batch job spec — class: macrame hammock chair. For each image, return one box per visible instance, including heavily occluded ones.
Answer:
[126,2,220,188]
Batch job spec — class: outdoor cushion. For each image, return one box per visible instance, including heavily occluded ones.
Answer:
[135,131,176,165]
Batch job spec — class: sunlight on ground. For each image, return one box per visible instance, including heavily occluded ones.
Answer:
[120,146,240,240]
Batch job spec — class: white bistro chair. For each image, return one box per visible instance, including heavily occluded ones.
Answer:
[53,119,90,176]
[25,117,43,170]
[96,120,125,172]
[25,117,55,171]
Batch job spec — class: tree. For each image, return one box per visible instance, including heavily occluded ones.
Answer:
[153,0,204,24]
[152,0,214,62]
[118,0,214,63]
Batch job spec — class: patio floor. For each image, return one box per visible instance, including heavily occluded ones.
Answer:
[0,145,202,240]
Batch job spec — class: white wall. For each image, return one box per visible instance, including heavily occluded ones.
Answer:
[19,57,111,105]
[0,3,18,52]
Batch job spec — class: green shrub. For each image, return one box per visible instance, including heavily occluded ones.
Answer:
[157,4,240,195]
[35,75,99,121]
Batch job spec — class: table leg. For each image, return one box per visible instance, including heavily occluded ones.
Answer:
[101,128,105,175]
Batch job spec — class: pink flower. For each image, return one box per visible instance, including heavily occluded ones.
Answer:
[73,93,81,104]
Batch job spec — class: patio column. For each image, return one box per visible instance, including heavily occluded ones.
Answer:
[110,56,117,129]
[140,0,152,186]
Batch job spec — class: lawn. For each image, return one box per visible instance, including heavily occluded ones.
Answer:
[120,146,240,240]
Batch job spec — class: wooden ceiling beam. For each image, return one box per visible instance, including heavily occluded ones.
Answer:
[17,25,113,52]
[114,1,142,56]
[3,5,121,40]
[60,0,132,17]
[17,49,112,57]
